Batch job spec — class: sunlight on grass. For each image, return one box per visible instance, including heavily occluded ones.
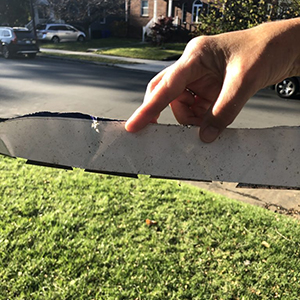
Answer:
[40,38,141,52]
[98,45,184,60]
[39,52,138,65]
[40,38,186,61]
[1,156,300,299]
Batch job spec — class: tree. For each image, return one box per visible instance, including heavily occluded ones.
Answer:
[268,0,300,20]
[45,0,124,28]
[194,0,300,36]
[0,0,31,26]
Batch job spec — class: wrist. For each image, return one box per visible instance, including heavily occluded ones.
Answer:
[264,18,300,77]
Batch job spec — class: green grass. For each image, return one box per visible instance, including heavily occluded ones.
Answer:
[40,38,186,60]
[97,43,185,60]
[39,52,138,65]
[40,38,141,52]
[1,156,300,299]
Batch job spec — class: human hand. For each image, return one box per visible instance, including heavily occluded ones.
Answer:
[125,18,300,142]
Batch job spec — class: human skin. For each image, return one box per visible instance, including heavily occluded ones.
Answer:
[125,18,300,142]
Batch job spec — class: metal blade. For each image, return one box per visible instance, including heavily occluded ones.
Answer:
[0,112,299,188]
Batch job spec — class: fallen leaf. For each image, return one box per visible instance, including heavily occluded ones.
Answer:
[261,241,270,248]
[244,260,251,266]
[145,219,158,226]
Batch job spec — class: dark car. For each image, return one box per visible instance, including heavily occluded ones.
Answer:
[0,27,39,59]
[274,77,300,99]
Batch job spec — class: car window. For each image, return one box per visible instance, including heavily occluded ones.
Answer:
[36,24,46,30]
[14,31,35,39]
[49,25,67,31]
[48,26,60,30]
[3,30,11,37]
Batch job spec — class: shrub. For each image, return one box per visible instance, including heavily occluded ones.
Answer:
[151,16,174,46]
[194,0,300,36]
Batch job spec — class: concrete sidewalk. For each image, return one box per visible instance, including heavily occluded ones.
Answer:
[40,48,175,73]
[186,181,300,220]
[39,48,300,220]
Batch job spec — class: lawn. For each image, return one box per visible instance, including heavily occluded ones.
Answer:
[97,43,184,61]
[1,156,300,299]
[39,51,138,65]
[39,38,141,52]
[40,38,186,60]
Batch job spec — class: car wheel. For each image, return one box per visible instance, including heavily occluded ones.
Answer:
[275,77,299,98]
[3,46,11,59]
[77,35,85,42]
[51,36,60,43]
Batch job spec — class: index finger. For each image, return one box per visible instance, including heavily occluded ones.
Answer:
[125,62,191,132]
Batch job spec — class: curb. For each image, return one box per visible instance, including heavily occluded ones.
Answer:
[37,53,163,74]
[36,51,300,221]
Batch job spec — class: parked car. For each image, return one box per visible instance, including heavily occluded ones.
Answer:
[274,77,300,98]
[36,24,86,43]
[0,27,39,59]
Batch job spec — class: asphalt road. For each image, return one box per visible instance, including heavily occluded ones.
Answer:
[0,56,171,121]
[1,56,300,129]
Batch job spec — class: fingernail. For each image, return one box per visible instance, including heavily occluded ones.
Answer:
[125,121,136,132]
[124,120,130,131]
[201,126,220,143]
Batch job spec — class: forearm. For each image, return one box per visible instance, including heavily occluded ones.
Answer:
[208,17,300,91]
[277,17,300,77]
[256,18,300,82]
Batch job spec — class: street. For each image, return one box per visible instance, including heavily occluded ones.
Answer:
[1,56,300,128]
[0,56,162,121]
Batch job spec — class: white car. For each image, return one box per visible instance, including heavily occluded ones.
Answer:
[36,24,86,43]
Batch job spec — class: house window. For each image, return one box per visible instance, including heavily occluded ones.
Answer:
[98,8,106,24]
[192,0,204,23]
[141,0,149,16]
[182,2,187,23]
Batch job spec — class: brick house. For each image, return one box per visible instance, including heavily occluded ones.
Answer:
[127,0,294,40]
[127,0,210,39]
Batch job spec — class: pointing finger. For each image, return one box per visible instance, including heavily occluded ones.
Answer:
[125,62,192,132]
